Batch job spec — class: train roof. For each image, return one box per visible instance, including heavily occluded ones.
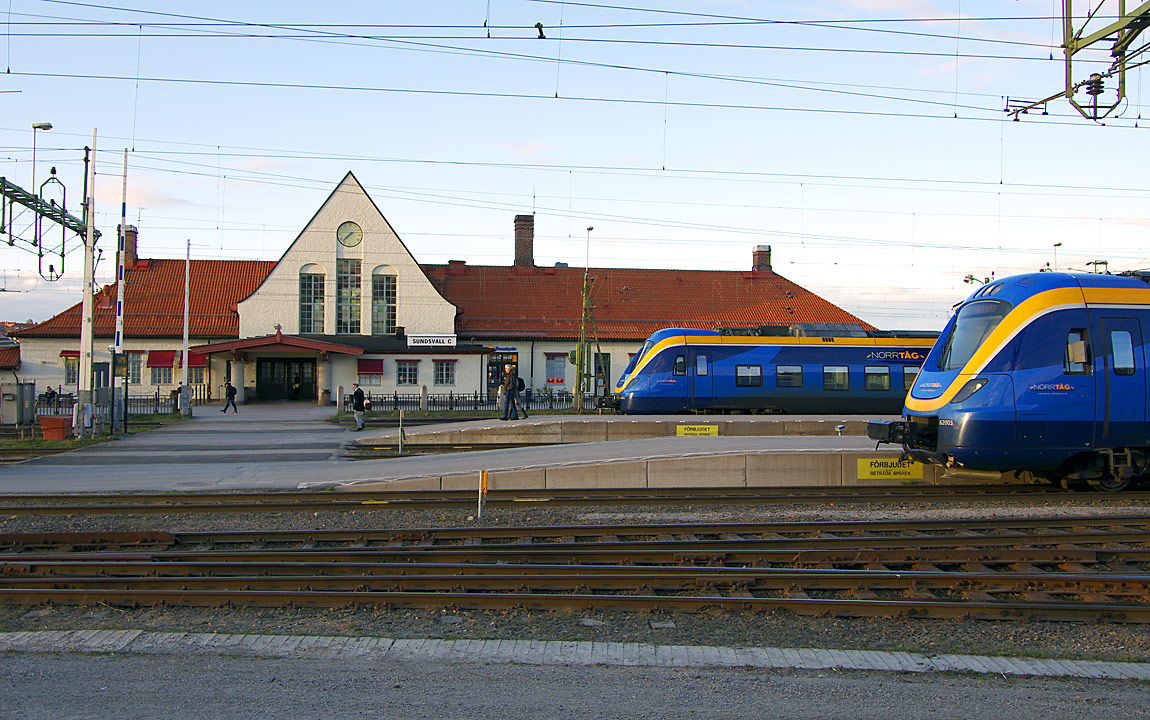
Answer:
[961,272,1150,308]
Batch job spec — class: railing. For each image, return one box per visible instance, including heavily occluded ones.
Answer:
[341,390,601,413]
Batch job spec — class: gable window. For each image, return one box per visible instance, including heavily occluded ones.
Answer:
[336,259,361,334]
[371,270,397,334]
[396,360,419,386]
[299,270,325,334]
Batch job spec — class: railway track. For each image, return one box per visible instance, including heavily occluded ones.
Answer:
[2,516,1149,622]
[0,484,1137,516]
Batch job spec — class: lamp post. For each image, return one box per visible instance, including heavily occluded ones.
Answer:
[1053,242,1062,271]
[31,122,52,250]
[575,226,593,414]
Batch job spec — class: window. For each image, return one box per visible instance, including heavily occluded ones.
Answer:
[823,365,849,391]
[864,366,890,391]
[150,366,173,385]
[434,360,456,386]
[1065,330,1090,375]
[299,272,325,333]
[358,358,384,386]
[545,353,566,385]
[336,259,361,334]
[736,364,762,387]
[189,367,205,385]
[64,357,78,385]
[903,367,919,392]
[396,360,419,385]
[673,355,686,376]
[1112,330,1135,376]
[371,271,397,334]
[126,352,143,384]
[776,365,803,388]
[696,354,708,376]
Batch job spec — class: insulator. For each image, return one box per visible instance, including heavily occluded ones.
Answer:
[1086,73,1105,96]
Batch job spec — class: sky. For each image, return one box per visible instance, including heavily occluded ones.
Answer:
[2,0,1149,331]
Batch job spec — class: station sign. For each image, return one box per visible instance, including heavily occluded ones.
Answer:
[408,334,457,348]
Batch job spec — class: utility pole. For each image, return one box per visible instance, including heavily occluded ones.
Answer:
[112,149,128,434]
[181,238,191,417]
[574,226,593,414]
[76,132,97,439]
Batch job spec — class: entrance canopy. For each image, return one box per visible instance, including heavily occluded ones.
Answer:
[190,329,364,358]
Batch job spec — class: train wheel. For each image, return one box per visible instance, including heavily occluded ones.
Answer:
[1087,474,1130,492]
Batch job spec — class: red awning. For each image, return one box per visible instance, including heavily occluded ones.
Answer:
[147,350,177,368]
[178,351,207,368]
[357,359,384,374]
[59,350,80,358]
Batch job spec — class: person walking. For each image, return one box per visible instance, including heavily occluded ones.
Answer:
[222,381,238,413]
[499,364,519,421]
[351,382,366,431]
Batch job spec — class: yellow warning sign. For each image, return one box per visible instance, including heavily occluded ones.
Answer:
[857,458,924,480]
[676,424,719,437]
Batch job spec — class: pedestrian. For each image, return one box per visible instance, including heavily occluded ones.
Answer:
[44,385,57,409]
[499,364,519,420]
[222,381,238,413]
[352,382,366,431]
[513,374,529,419]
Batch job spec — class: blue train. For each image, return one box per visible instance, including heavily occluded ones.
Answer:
[869,271,1150,491]
[605,325,937,415]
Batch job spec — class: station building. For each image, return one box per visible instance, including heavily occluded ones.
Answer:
[10,172,872,405]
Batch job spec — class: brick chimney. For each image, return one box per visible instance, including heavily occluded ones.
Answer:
[514,214,534,268]
[117,224,139,270]
[753,244,772,272]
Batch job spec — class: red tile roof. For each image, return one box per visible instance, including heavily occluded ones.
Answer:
[14,259,276,339]
[424,264,873,339]
[14,257,871,342]
[0,345,19,370]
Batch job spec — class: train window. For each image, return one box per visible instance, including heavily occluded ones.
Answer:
[776,365,803,388]
[1064,330,1090,375]
[696,355,709,376]
[823,365,849,391]
[939,300,1012,371]
[864,366,890,391]
[673,355,686,376]
[736,365,762,387]
[903,367,919,391]
[1112,331,1136,376]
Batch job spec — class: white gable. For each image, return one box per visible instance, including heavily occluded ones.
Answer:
[238,173,456,338]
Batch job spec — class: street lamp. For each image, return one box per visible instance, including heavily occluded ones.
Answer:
[31,122,52,199]
[1053,242,1063,272]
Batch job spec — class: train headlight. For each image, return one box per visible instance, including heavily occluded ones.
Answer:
[951,377,988,404]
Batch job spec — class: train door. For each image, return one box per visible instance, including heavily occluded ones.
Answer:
[1095,318,1146,446]
[690,348,713,408]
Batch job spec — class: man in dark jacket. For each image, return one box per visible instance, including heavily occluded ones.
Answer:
[222,381,238,413]
[352,382,366,431]
[499,364,519,420]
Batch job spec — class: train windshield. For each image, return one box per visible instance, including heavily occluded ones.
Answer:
[624,340,655,376]
[938,300,1011,371]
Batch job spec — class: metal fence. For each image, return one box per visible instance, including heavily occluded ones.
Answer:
[35,390,187,418]
[341,390,600,414]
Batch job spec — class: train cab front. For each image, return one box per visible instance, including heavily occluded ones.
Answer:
[870,289,1020,470]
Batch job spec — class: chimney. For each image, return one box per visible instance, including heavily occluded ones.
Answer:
[117,224,139,271]
[753,244,772,272]
[514,214,534,268]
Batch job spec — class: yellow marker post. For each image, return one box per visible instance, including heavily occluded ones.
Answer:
[478,469,488,519]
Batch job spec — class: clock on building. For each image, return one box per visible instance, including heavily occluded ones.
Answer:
[336,220,363,247]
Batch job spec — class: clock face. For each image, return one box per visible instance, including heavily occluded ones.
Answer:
[336,221,363,247]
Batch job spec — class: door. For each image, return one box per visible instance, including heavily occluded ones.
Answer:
[690,349,712,408]
[1096,318,1146,446]
[257,358,317,400]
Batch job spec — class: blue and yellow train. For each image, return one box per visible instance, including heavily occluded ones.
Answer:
[606,325,937,415]
[869,271,1150,491]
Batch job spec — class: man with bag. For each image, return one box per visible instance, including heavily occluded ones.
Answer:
[352,382,367,431]
[499,364,527,420]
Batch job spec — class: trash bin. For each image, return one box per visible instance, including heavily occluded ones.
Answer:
[170,389,180,412]
[321,389,331,406]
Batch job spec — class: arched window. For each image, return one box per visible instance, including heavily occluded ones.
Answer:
[371,265,397,334]
[299,264,325,334]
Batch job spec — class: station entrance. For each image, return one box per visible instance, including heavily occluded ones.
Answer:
[256,358,316,401]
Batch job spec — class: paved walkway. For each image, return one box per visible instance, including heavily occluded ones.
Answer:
[2,406,880,493]
[1,630,1145,680]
